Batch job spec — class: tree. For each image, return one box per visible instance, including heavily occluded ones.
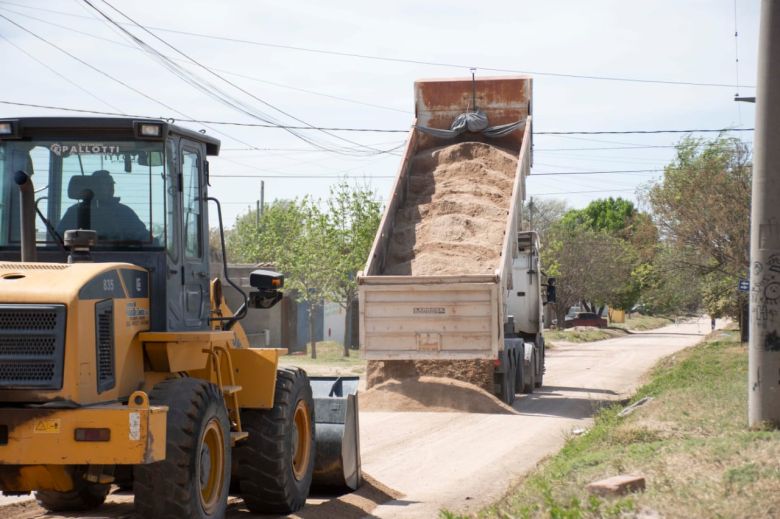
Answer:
[326,181,382,356]
[644,136,751,320]
[226,186,381,358]
[227,199,337,359]
[543,224,636,326]
[282,200,339,359]
[521,198,568,247]
[227,200,302,265]
[553,198,655,314]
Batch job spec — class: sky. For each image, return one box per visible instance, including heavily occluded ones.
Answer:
[0,0,761,225]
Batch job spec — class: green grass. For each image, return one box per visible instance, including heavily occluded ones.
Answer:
[545,328,626,344]
[611,314,673,331]
[546,315,673,345]
[279,340,365,376]
[472,329,780,519]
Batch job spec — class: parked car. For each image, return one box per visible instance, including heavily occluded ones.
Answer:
[565,312,608,328]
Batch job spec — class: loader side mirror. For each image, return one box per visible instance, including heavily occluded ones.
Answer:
[247,269,284,310]
[249,269,284,290]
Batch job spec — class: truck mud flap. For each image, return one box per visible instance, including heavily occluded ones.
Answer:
[309,376,362,491]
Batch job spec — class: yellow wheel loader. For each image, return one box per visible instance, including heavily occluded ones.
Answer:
[0,118,361,517]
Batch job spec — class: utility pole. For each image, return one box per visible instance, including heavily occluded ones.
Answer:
[529,196,534,232]
[749,0,780,428]
[260,180,265,216]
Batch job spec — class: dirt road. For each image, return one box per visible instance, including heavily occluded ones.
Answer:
[361,317,716,518]
[0,318,715,518]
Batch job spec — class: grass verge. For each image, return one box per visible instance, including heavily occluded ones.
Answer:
[545,327,626,344]
[279,340,365,376]
[611,314,674,331]
[465,328,780,518]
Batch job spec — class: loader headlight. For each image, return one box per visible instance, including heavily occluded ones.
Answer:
[134,121,163,139]
[0,120,20,138]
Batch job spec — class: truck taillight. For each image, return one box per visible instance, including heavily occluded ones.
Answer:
[74,428,111,442]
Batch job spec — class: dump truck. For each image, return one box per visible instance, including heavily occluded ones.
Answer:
[0,117,360,517]
[358,76,554,405]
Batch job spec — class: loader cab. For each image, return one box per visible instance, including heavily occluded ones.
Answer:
[0,117,219,331]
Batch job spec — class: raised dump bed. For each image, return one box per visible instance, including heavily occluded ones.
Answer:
[358,76,545,404]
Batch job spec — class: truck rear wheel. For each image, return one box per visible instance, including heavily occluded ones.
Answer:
[133,378,231,519]
[534,337,545,388]
[522,352,536,394]
[236,367,315,514]
[35,469,109,512]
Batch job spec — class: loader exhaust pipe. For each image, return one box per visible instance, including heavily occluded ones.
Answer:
[14,170,36,262]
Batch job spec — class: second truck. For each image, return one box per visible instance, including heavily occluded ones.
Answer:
[358,76,553,404]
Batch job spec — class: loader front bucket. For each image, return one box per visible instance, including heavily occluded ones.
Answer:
[310,376,362,491]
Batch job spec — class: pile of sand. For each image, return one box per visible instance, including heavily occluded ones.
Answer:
[383,141,518,276]
[360,375,516,415]
[367,359,496,394]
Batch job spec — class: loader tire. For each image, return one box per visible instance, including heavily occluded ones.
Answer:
[237,367,315,514]
[133,378,231,519]
[35,470,109,512]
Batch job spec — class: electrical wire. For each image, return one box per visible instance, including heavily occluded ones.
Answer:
[0,33,122,113]
[0,100,757,137]
[0,13,267,153]
[83,0,393,156]
[532,189,637,196]
[1,4,411,116]
[211,174,395,179]
[533,169,661,176]
[0,0,754,89]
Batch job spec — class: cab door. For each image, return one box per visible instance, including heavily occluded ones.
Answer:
[178,142,209,329]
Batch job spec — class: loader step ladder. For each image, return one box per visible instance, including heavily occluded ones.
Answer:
[202,342,247,445]
[221,385,242,395]
[230,431,249,444]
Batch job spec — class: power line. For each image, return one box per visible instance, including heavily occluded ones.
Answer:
[532,189,637,196]
[538,128,753,135]
[82,0,392,156]
[0,100,757,136]
[536,145,679,151]
[1,4,411,116]
[0,0,754,89]
[0,13,267,153]
[0,33,123,113]
[533,169,661,176]
[211,174,395,179]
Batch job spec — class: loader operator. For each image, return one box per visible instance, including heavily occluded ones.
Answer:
[56,169,149,242]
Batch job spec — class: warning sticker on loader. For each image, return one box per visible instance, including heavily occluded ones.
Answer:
[129,412,140,441]
[33,418,61,434]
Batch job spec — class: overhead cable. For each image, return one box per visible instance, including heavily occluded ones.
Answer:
[0,0,754,89]
[0,100,756,136]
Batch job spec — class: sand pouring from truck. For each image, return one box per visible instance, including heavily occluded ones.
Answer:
[0,118,360,517]
[359,76,555,404]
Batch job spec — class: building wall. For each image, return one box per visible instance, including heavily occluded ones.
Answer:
[324,302,346,345]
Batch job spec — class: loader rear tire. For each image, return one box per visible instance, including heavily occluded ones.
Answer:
[237,367,315,514]
[35,470,109,512]
[133,378,231,519]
